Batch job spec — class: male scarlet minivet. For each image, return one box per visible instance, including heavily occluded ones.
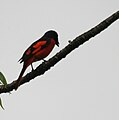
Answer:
[15,30,59,90]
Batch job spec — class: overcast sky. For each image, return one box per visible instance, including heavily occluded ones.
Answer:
[0,0,119,120]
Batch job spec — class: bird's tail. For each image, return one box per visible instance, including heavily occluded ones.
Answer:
[15,64,27,90]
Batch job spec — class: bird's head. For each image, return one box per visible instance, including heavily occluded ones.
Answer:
[44,30,59,47]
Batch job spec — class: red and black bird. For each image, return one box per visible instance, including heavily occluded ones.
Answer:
[15,30,59,90]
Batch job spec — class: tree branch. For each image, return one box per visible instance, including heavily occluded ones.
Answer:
[0,11,119,94]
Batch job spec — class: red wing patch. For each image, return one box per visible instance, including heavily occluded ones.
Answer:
[32,47,41,54]
[26,48,31,55]
[33,41,47,48]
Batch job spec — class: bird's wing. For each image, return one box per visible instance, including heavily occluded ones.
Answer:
[19,38,51,63]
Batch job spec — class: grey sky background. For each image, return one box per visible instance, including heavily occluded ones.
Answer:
[0,0,119,120]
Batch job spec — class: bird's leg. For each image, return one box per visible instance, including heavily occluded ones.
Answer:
[31,64,34,71]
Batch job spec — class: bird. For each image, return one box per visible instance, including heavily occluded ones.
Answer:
[15,30,59,90]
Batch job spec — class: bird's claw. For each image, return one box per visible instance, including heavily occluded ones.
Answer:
[43,59,47,62]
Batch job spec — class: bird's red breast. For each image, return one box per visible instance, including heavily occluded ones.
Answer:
[33,39,56,61]
[22,38,56,67]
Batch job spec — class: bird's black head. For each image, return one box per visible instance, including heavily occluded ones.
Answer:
[43,30,59,47]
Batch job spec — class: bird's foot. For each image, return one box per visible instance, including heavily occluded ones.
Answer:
[42,59,47,62]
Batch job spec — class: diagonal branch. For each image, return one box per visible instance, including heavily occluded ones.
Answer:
[0,11,119,94]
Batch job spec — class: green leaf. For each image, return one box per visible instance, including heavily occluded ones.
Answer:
[0,72,7,87]
[0,98,4,110]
